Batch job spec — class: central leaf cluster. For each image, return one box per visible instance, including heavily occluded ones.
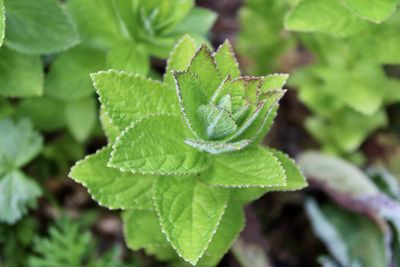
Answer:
[174,43,286,154]
[69,36,307,266]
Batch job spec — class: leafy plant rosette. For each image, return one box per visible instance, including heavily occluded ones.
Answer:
[69,36,307,266]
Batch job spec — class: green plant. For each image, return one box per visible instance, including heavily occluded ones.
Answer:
[29,217,139,267]
[0,118,42,224]
[69,36,307,266]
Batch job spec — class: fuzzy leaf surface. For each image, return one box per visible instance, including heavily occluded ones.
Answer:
[154,175,229,265]
[92,70,178,131]
[110,115,209,175]
[69,147,155,210]
[214,40,241,79]
[203,146,286,188]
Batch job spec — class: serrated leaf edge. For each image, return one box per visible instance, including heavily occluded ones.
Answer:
[152,177,229,265]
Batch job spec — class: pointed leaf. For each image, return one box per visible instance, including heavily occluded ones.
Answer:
[92,70,178,131]
[110,115,209,175]
[69,147,155,210]
[260,73,289,93]
[214,40,241,79]
[186,45,222,100]
[154,175,229,265]
[197,199,245,266]
[198,105,237,140]
[174,71,208,138]
[5,0,79,54]
[202,146,286,188]
[164,35,197,87]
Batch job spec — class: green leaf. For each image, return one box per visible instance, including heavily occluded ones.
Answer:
[65,97,97,142]
[164,35,197,87]
[123,210,167,249]
[260,74,289,92]
[110,114,209,175]
[198,105,238,140]
[0,170,41,224]
[0,118,42,169]
[0,0,4,47]
[106,42,149,75]
[185,139,251,154]
[233,149,308,204]
[213,40,241,79]
[173,7,217,36]
[202,146,286,188]
[0,47,43,97]
[197,199,245,266]
[285,0,369,37]
[15,97,66,131]
[4,0,79,54]
[344,0,398,23]
[174,71,208,138]
[45,46,106,101]
[99,108,120,143]
[154,175,229,265]
[67,0,125,49]
[92,70,179,131]
[69,147,155,210]
[186,45,222,100]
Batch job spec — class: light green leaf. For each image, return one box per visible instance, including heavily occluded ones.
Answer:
[123,210,167,249]
[285,0,369,37]
[233,148,308,203]
[0,0,4,47]
[154,175,229,265]
[202,146,286,188]
[260,74,289,92]
[99,108,120,143]
[164,35,197,87]
[45,46,106,101]
[65,97,97,142]
[15,97,66,131]
[214,40,241,79]
[106,41,149,75]
[110,114,209,175]
[4,0,79,54]
[174,71,208,138]
[0,47,43,97]
[197,200,245,266]
[69,147,155,210]
[186,45,222,100]
[185,139,250,154]
[67,0,125,49]
[198,105,238,140]
[92,70,179,131]
[0,118,42,169]
[344,0,399,23]
[0,170,41,224]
